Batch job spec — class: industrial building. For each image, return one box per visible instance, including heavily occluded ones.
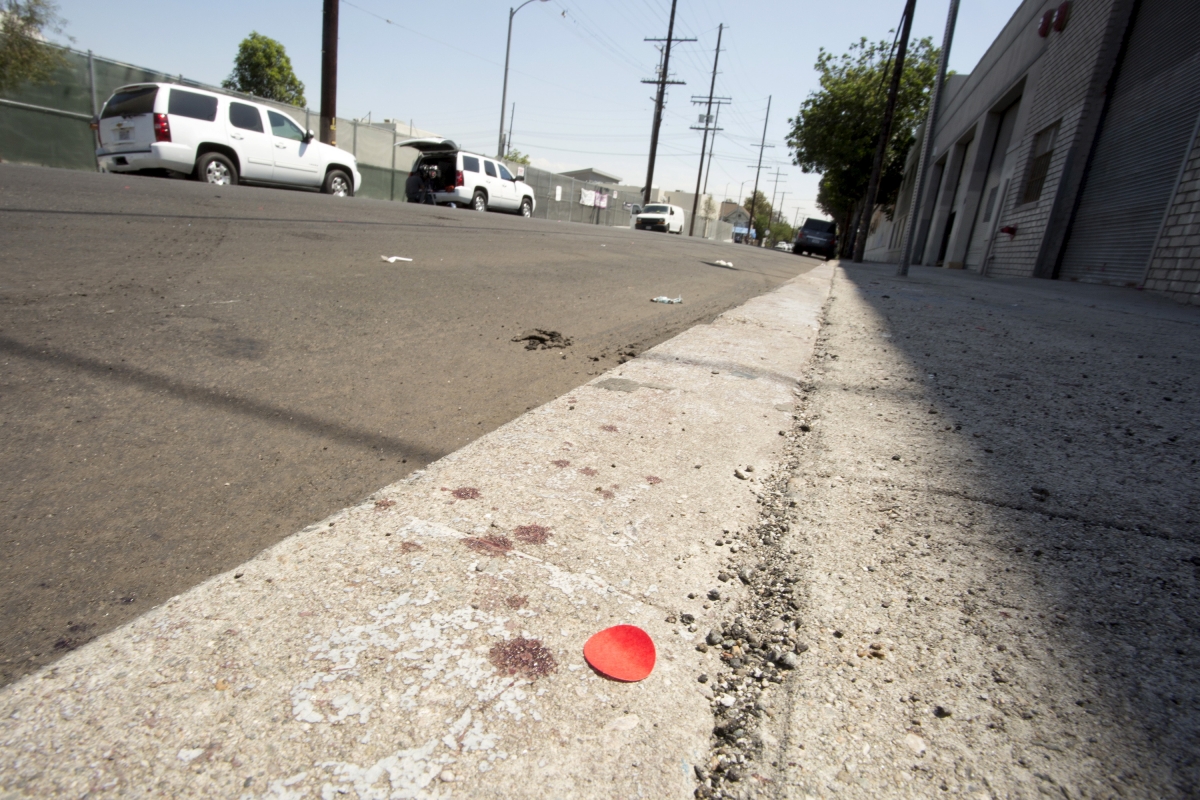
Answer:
[863,0,1200,305]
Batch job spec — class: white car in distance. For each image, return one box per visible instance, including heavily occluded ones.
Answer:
[93,83,361,196]
[634,203,685,234]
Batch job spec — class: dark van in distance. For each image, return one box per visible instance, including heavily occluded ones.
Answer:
[794,218,837,260]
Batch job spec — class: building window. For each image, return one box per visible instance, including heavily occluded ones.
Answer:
[1021,123,1058,204]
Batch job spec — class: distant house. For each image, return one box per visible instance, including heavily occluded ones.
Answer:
[559,168,622,185]
[720,202,749,226]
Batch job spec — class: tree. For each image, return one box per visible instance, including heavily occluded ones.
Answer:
[504,148,531,166]
[786,36,938,255]
[769,218,794,246]
[222,32,305,107]
[743,191,774,245]
[0,0,67,93]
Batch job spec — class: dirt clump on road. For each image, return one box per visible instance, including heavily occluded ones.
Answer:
[511,329,572,350]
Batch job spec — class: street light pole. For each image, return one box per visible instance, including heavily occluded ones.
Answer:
[498,0,547,159]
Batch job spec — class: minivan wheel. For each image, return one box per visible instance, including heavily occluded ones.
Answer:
[519,198,532,217]
[472,190,488,212]
[323,169,353,197]
[196,152,237,186]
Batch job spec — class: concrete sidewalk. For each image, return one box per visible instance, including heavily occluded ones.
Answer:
[708,263,1198,799]
[0,262,834,798]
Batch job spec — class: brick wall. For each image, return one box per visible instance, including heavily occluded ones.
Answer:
[987,0,1123,278]
[1143,134,1200,305]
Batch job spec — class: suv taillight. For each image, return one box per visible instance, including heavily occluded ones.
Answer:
[153,113,171,143]
[455,170,464,188]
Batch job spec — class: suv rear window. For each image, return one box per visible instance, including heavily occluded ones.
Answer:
[462,155,480,172]
[484,161,497,178]
[101,86,157,119]
[229,102,263,132]
[802,219,835,234]
[168,89,218,121]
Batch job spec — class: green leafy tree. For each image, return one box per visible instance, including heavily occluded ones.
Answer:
[769,218,794,246]
[742,191,774,244]
[0,0,67,93]
[786,36,938,254]
[504,148,531,166]
[222,32,305,106]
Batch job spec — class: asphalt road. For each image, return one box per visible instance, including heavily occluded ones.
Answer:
[0,164,819,686]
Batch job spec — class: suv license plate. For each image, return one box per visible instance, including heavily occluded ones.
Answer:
[118,129,132,141]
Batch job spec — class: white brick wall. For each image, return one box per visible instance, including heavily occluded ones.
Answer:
[988,0,1122,278]
[1144,135,1200,305]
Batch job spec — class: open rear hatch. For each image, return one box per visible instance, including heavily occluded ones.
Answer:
[98,85,159,152]
[394,138,458,153]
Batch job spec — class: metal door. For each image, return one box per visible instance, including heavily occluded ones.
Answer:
[1058,0,1200,285]
[965,100,1020,271]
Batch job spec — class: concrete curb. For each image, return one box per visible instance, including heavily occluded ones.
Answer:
[0,262,834,799]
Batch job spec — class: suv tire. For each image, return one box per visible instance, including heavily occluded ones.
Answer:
[472,190,488,212]
[519,198,532,217]
[323,169,353,197]
[195,152,238,186]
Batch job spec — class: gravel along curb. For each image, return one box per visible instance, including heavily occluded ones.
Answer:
[0,263,834,799]
[696,264,1200,799]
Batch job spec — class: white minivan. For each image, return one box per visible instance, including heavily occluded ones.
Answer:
[93,83,361,196]
[397,138,536,216]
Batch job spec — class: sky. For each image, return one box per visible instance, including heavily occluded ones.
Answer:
[52,0,1021,225]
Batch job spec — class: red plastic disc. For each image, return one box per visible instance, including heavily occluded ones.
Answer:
[583,625,656,682]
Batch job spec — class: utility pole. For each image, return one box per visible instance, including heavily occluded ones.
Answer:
[641,0,695,207]
[320,0,339,145]
[688,23,726,237]
[793,207,802,229]
[775,191,788,224]
[506,102,516,157]
[702,103,722,196]
[853,0,917,262]
[898,0,959,276]
[746,95,772,247]
[766,166,787,217]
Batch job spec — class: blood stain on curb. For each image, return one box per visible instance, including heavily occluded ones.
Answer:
[551,459,571,467]
[578,467,598,476]
[600,425,618,432]
[513,524,550,544]
[451,487,481,500]
[464,535,512,556]
[646,475,663,485]
[373,498,396,510]
[397,541,422,554]
[505,595,528,609]
[488,637,557,679]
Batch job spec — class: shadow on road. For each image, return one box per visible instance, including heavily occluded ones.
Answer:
[0,335,445,463]
[834,262,1199,794]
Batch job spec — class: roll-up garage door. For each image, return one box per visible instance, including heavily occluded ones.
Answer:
[1058,0,1200,286]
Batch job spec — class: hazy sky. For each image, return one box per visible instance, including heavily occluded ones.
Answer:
[54,0,1021,222]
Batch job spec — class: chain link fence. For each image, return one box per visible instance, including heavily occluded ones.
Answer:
[0,43,642,228]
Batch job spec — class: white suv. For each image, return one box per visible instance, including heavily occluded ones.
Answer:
[93,83,361,196]
[398,138,535,216]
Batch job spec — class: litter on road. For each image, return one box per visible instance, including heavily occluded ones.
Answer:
[583,625,656,682]
[380,255,413,263]
[651,296,683,304]
[511,329,573,350]
[714,260,733,267]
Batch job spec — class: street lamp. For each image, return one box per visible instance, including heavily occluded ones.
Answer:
[498,0,548,159]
